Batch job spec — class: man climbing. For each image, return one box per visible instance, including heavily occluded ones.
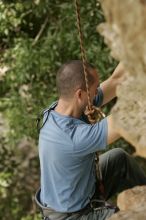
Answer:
[36,60,146,220]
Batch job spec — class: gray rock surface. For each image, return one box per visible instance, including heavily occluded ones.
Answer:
[109,186,146,220]
[98,0,146,157]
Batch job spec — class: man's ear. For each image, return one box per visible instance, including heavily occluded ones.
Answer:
[75,89,83,101]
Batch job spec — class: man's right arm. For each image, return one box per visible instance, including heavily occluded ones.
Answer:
[100,63,126,106]
[106,115,121,145]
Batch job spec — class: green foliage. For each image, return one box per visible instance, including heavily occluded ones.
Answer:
[0,1,129,220]
[1,0,117,142]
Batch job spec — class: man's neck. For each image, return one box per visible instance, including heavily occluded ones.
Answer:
[55,99,82,118]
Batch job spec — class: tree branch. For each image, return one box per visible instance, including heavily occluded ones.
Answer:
[32,16,49,46]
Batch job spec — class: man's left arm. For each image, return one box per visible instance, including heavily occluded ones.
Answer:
[100,62,125,106]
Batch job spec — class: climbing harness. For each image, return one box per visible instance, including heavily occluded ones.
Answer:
[35,188,118,220]
[36,102,57,132]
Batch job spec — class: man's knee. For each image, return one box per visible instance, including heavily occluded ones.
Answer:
[99,148,129,169]
[109,148,128,159]
[108,148,131,170]
[99,148,128,168]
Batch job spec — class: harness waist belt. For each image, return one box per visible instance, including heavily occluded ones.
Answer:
[35,189,82,220]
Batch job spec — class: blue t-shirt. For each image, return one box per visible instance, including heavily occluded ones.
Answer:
[39,87,108,212]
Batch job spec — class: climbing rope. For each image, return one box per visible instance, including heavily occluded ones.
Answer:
[74,0,105,124]
[74,0,106,199]
[74,0,92,110]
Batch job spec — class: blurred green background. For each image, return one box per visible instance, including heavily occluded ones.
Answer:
[0,1,134,219]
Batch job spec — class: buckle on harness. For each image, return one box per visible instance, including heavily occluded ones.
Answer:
[90,199,106,211]
[90,199,119,212]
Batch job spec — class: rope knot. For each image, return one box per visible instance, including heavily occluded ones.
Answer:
[84,105,105,124]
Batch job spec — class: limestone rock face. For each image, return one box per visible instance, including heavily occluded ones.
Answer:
[98,0,146,72]
[108,186,146,220]
[108,209,146,220]
[113,75,146,157]
[117,185,146,211]
[98,0,146,156]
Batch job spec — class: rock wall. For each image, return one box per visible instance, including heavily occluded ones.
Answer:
[109,210,146,220]
[117,185,146,211]
[109,186,146,220]
[98,0,146,157]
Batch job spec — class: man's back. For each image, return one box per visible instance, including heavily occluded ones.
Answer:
[39,104,107,212]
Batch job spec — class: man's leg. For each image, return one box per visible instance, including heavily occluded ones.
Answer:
[99,148,146,200]
[67,148,146,220]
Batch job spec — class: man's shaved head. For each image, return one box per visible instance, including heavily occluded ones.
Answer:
[56,60,97,99]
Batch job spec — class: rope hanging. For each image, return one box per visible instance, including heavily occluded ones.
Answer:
[74,0,92,111]
[74,0,106,199]
[74,0,105,124]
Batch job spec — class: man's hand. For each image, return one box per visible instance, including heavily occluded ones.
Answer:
[100,62,126,106]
